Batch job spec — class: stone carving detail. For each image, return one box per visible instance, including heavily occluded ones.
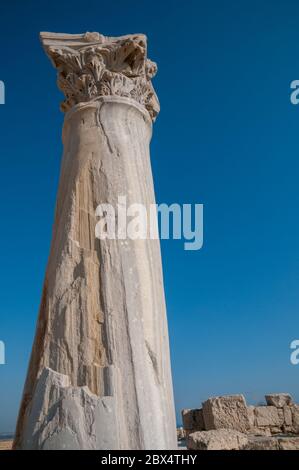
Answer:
[14,31,177,450]
[42,32,160,120]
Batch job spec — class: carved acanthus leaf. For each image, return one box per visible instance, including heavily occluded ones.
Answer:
[41,32,160,121]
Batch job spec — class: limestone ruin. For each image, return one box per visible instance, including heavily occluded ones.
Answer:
[13,31,177,450]
[182,393,299,450]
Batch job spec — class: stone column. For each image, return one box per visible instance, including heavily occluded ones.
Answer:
[13,32,177,450]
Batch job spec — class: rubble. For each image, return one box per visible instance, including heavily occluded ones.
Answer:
[182,392,299,450]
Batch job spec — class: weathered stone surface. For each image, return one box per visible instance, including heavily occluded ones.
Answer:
[270,426,283,435]
[0,441,12,451]
[250,427,271,437]
[247,406,255,427]
[265,394,293,408]
[182,409,205,433]
[246,436,280,450]
[187,429,248,450]
[13,31,177,450]
[21,367,118,450]
[283,406,292,427]
[291,405,299,433]
[247,401,296,436]
[278,437,299,450]
[254,406,281,427]
[202,395,250,433]
[282,426,293,434]
[177,427,185,441]
[247,436,299,450]
[277,408,284,425]
[39,32,160,120]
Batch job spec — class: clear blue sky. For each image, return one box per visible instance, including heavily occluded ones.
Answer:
[1,0,299,433]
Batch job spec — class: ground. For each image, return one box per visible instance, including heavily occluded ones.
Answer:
[0,440,13,450]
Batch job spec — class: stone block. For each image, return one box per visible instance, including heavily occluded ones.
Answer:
[278,437,299,450]
[187,429,248,450]
[247,406,255,427]
[270,426,283,435]
[265,394,293,408]
[282,426,294,434]
[283,406,293,427]
[177,427,185,441]
[202,395,250,433]
[277,408,284,425]
[254,406,281,427]
[250,427,271,437]
[181,409,205,432]
[246,436,280,450]
[291,404,299,433]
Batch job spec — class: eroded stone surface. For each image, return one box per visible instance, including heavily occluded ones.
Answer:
[265,394,293,408]
[247,405,255,427]
[278,437,299,450]
[254,406,281,427]
[291,405,299,433]
[202,395,250,433]
[250,427,272,437]
[245,436,280,450]
[187,429,248,450]
[246,436,299,450]
[284,406,293,427]
[21,367,118,450]
[39,31,160,120]
[181,409,205,434]
[14,31,177,450]
[177,427,185,441]
[182,392,299,449]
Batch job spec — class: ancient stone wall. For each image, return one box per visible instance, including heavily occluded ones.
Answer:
[182,393,299,450]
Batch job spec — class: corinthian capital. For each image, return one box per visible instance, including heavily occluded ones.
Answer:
[40,31,160,121]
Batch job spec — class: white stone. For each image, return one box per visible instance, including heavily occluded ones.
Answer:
[14,31,176,450]
[21,367,118,450]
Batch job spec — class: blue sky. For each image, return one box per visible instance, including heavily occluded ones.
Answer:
[1,0,299,433]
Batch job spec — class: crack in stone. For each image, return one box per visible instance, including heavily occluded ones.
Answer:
[96,104,113,154]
